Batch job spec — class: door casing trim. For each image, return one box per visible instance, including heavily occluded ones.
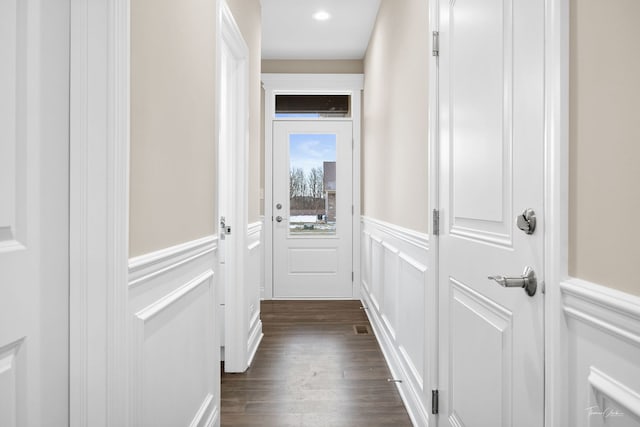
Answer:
[70,0,131,424]
[261,73,364,300]
[218,0,251,373]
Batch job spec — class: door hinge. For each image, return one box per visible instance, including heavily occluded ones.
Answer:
[432,389,439,415]
[352,205,354,216]
[432,209,440,236]
[432,31,440,57]
[352,272,354,282]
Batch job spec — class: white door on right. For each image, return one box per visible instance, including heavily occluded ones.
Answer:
[438,0,544,426]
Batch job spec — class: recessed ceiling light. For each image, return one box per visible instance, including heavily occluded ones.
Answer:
[313,10,331,21]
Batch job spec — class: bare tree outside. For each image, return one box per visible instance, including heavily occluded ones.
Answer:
[289,167,325,212]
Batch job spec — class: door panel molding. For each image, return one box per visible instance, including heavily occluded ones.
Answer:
[450,278,513,427]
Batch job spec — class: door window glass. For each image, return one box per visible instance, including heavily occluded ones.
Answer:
[289,133,337,235]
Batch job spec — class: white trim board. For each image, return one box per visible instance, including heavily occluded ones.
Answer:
[561,278,640,348]
[128,236,217,288]
[262,73,364,300]
[543,1,571,426]
[70,0,130,424]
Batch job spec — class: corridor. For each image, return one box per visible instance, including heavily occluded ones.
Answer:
[221,301,412,426]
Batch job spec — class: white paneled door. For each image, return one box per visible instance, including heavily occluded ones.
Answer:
[273,121,353,298]
[437,0,545,425]
[0,1,70,426]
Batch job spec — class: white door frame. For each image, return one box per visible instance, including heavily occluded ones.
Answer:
[261,74,364,300]
[69,0,131,425]
[427,0,570,425]
[218,1,251,373]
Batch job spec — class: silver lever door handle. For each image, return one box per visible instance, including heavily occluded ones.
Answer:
[488,266,537,297]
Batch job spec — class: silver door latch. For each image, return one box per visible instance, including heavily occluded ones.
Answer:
[488,266,537,297]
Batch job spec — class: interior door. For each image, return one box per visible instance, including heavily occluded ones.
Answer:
[0,1,70,426]
[273,121,353,298]
[218,3,250,372]
[437,0,545,425]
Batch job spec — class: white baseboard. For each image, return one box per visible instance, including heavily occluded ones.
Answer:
[247,311,264,367]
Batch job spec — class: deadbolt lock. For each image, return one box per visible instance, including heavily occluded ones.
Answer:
[516,209,536,235]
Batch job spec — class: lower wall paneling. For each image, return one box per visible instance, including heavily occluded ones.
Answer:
[246,220,264,366]
[128,236,220,427]
[361,217,433,426]
[561,279,640,427]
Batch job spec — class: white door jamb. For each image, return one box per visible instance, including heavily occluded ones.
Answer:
[218,1,250,373]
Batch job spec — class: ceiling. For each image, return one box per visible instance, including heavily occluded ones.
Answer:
[261,0,382,60]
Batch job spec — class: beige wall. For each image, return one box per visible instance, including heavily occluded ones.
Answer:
[227,0,262,224]
[570,0,640,296]
[262,59,364,74]
[362,0,429,233]
[130,0,217,257]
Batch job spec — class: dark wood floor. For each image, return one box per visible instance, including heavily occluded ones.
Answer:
[221,300,412,426]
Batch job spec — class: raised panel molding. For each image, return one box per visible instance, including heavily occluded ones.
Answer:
[132,270,217,427]
[589,367,640,423]
[360,216,432,426]
[450,279,513,427]
[449,0,514,248]
[0,0,26,249]
[561,278,640,426]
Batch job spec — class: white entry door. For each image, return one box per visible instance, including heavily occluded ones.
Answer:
[273,121,353,298]
[437,0,545,425]
[0,1,70,426]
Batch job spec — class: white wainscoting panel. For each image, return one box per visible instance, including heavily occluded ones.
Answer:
[247,220,264,366]
[361,217,433,426]
[128,236,220,427]
[561,278,640,427]
[0,339,23,427]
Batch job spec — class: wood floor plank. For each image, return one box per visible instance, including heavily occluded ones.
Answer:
[221,300,412,426]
